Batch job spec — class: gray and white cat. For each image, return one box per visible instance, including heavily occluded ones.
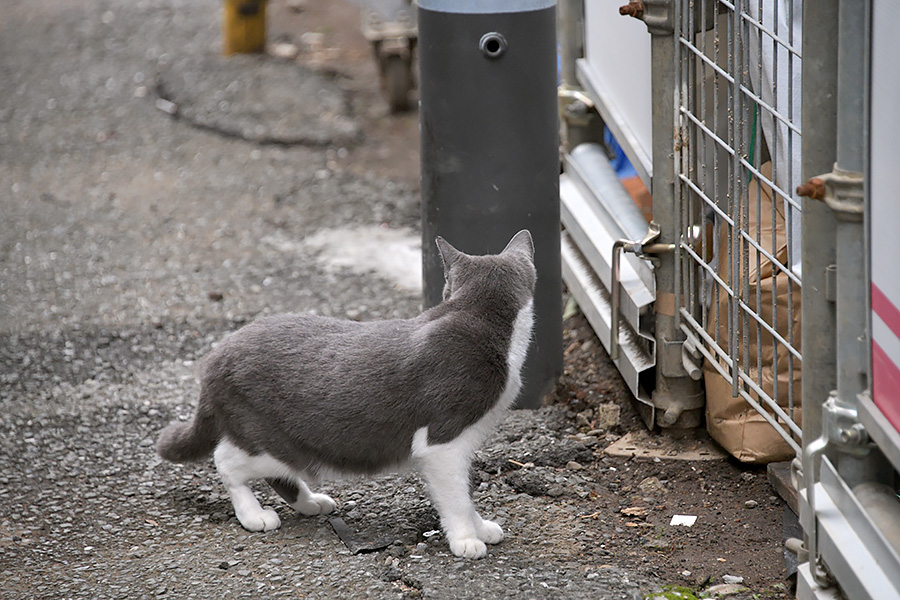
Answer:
[157,230,536,559]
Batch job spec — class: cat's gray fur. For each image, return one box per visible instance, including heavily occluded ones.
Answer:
[157,230,536,558]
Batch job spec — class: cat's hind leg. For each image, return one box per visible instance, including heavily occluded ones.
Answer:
[214,439,281,532]
[413,430,502,559]
[266,477,336,516]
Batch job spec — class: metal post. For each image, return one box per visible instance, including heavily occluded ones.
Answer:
[798,1,894,594]
[557,0,582,88]
[800,0,839,473]
[647,3,705,429]
[829,0,891,488]
[558,0,603,151]
[418,0,563,409]
[616,0,703,428]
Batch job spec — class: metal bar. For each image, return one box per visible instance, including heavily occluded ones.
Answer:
[728,2,742,396]
[831,0,879,488]
[649,3,706,429]
[680,315,804,445]
[786,0,798,421]
[680,242,735,296]
[738,84,802,137]
[736,299,803,362]
[800,0,839,473]
[679,107,735,158]
[678,37,734,83]
[737,229,802,286]
[673,0,685,331]
[738,155,803,212]
[738,10,801,58]
[557,0,583,87]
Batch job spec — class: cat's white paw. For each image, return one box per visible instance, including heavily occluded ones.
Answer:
[475,519,504,545]
[237,508,282,532]
[292,493,336,516]
[449,537,488,559]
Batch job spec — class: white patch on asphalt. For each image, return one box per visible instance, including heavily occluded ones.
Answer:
[264,226,422,291]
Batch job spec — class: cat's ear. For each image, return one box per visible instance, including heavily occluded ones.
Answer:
[435,236,465,269]
[502,230,534,261]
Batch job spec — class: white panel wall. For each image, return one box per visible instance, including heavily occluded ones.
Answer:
[583,0,652,166]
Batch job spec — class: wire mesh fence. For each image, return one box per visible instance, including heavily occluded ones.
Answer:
[673,0,803,453]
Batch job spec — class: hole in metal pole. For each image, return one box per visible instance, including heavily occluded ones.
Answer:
[479,32,507,59]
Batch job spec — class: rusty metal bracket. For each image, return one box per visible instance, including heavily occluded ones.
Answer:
[610,221,675,360]
[797,164,864,222]
[618,0,674,36]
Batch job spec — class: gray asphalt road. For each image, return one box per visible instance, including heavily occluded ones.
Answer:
[0,1,653,598]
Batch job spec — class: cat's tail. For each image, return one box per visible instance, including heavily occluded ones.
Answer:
[156,405,219,463]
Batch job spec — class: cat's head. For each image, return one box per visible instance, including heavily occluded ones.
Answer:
[435,230,536,308]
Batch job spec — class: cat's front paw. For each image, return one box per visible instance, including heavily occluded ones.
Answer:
[237,508,282,532]
[292,493,336,516]
[449,537,488,559]
[475,519,504,545]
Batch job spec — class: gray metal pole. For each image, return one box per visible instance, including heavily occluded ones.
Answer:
[617,0,703,428]
[418,0,562,409]
[800,0,839,472]
[831,0,891,487]
[557,0,582,88]
[649,12,704,429]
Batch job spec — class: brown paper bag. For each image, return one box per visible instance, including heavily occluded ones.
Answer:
[704,162,802,463]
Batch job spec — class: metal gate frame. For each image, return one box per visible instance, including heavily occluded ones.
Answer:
[672,0,803,455]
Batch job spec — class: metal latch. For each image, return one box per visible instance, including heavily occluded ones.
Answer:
[610,221,674,360]
[558,87,596,128]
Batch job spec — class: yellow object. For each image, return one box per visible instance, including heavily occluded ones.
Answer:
[223,0,266,56]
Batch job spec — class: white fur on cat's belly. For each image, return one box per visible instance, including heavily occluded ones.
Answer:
[411,300,534,558]
[214,438,335,532]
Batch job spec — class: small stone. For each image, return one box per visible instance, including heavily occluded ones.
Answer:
[270,42,299,60]
[236,569,251,577]
[155,98,177,115]
[546,485,565,498]
[566,461,583,471]
[705,583,748,596]
[637,477,666,496]
[575,410,592,428]
[643,539,670,551]
[593,403,621,431]
[744,500,759,509]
